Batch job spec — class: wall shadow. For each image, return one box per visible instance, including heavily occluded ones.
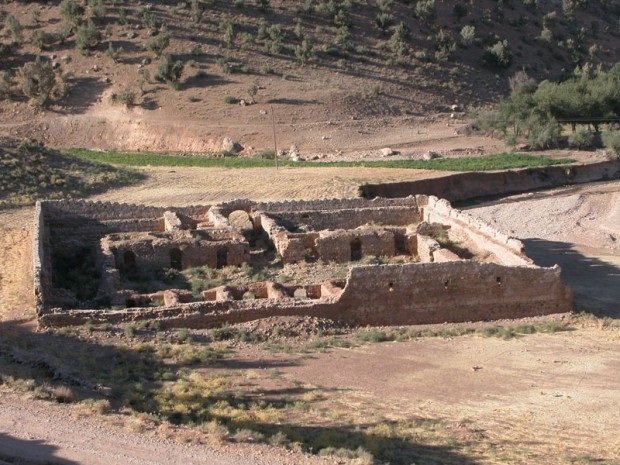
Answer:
[523,239,620,317]
[0,434,78,465]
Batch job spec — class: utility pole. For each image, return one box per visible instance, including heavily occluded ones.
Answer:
[271,105,278,170]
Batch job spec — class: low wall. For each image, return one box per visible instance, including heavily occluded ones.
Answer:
[271,206,420,232]
[359,160,620,202]
[38,261,572,329]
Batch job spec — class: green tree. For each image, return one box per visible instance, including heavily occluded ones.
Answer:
[18,57,57,107]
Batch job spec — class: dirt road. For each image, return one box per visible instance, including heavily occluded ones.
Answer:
[0,392,330,465]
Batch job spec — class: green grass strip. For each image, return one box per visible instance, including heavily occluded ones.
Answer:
[64,148,574,172]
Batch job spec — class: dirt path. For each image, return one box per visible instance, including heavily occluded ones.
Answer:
[0,392,330,465]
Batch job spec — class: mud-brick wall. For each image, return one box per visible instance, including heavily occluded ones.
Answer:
[272,206,421,232]
[422,196,529,266]
[336,262,572,325]
[360,160,620,202]
[251,196,420,214]
[38,260,572,329]
[113,239,249,271]
[41,200,212,246]
[315,229,396,263]
[33,202,51,315]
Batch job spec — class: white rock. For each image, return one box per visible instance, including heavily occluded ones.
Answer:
[380,147,395,156]
[422,151,441,161]
[221,137,243,153]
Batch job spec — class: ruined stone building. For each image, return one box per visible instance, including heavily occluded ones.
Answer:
[33,195,573,328]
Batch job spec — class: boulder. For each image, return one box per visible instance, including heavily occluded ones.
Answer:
[422,151,441,160]
[380,147,395,156]
[221,137,243,154]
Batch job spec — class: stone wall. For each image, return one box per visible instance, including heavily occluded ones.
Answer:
[270,206,420,232]
[421,195,529,266]
[360,160,620,202]
[315,228,396,263]
[38,261,572,328]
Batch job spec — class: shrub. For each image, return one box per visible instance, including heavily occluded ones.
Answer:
[435,28,456,61]
[568,128,594,149]
[89,0,106,18]
[414,0,436,24]
[460,25,475,46]
[117,6,128,25]
[117,88,136,107]
[295,37,314,65]
[17,57,57,107]
[6,15,23,44]
[389,21,410,59]
[190,0,204,23]
[483,39,512,69]
[224,95,240,104]
[603,131,620,158]
[155,55,184,89]
[33,31,61,51]
[356,329,394,343]
[106,41,123,61]
[375,12,393,33]
[75,22,102,54]
[0,43,12,61]
[223,19,235,48]
[453,2,468,19]
[145,31,171,57]
[528,120,562,149]
[60,0,84,25]
[0,71,12,98]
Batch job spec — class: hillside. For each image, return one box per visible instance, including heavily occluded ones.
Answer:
[0,0,618,154]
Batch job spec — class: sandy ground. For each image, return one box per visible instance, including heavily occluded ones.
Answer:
[0,173,619,464]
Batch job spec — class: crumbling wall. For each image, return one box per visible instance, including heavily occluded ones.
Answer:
[420,195,529,266]
[360,160,620,202]
[35,193,573,329]
[107,235,249,271]
[32,202,50,315]
[271,206,420,232]
[315,228,396,263]
[38,261,572,329]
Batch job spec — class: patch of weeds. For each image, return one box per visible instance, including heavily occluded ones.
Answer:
[305,337,352,351]
[210,324,260,343]
[65,148,574,172]
[538,320,567,333]
[233,428,266,442]
[177,328,190,343]
[476,325,517,340]
[124,325,137,339]
[319,446,374,464]
[224,95,240,104]
[355,329,395,343]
